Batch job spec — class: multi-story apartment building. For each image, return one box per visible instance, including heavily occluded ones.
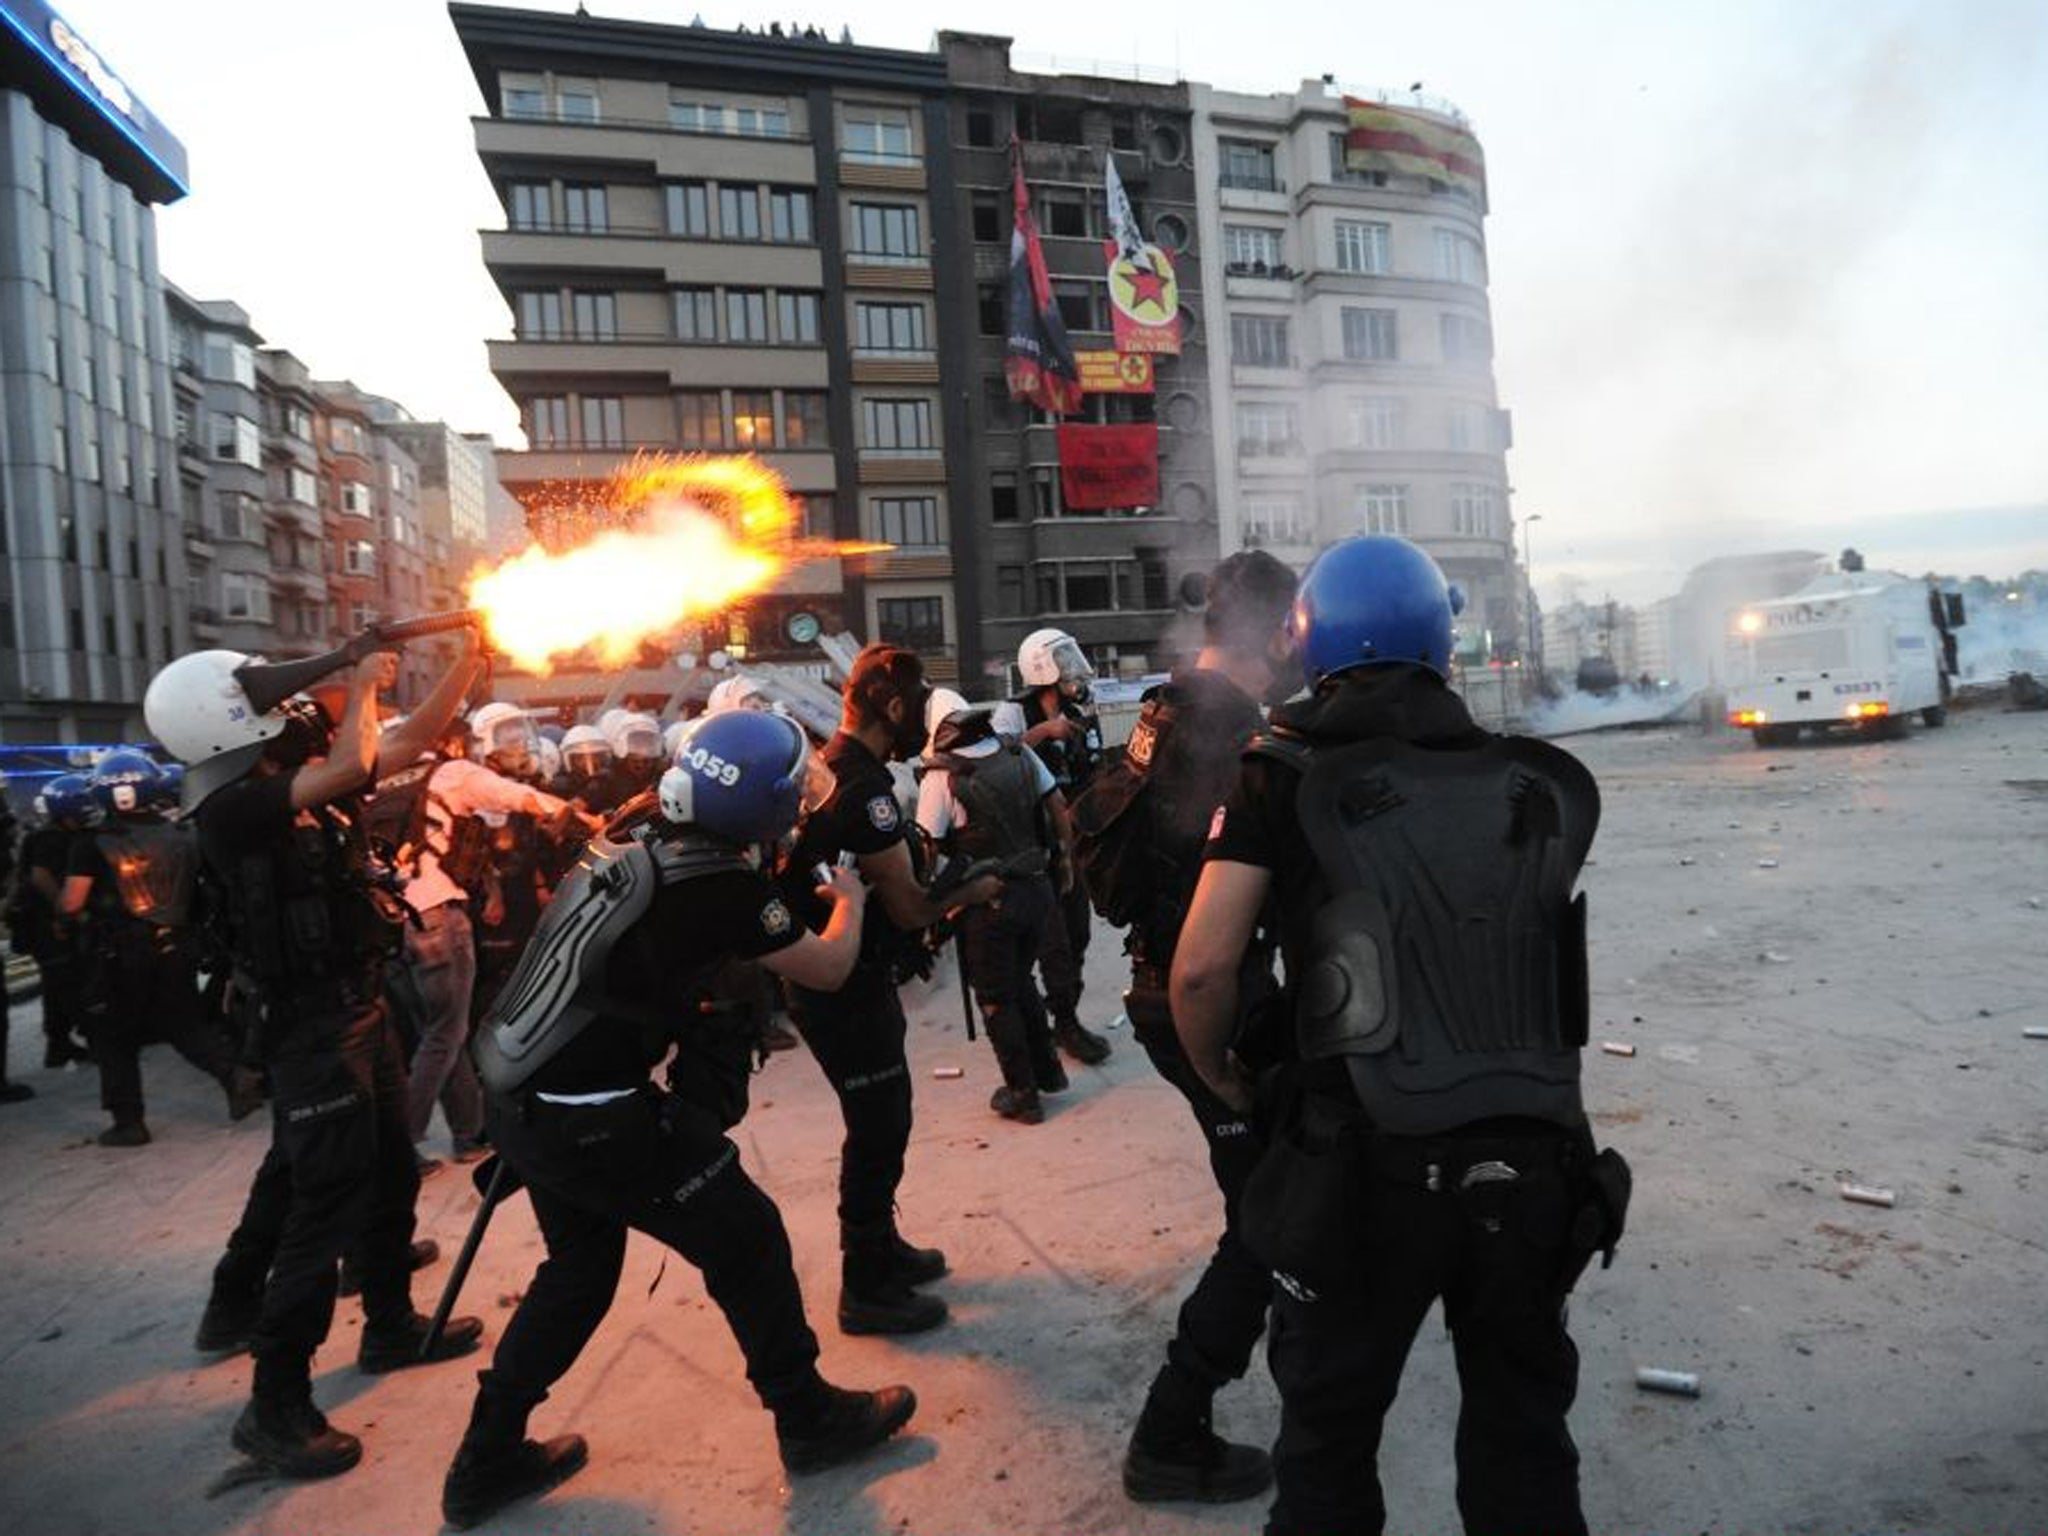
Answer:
[938,33,1219,689]
[379,418,491,613]
[450,3,973,683]
[256,346,329,651]
[1189,80,1524,659]
[1,1,191,740]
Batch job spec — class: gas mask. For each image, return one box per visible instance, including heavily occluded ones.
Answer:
[270,696,335,770]
[1047,636,1096,707]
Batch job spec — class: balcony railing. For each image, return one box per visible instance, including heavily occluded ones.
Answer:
[499,108,810,144]
[1219,171,1286,193]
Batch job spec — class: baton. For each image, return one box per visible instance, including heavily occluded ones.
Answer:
[420,1152,522,1360]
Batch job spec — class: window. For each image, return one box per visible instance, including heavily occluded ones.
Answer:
[673,288,716,341]
[676,392,723,448]
[517,290,563,339]
[876,595,945,650]
[977,284,1005,337]
[1230,313,1291,368]
[873,496,940,547]
[1041,192,1090,239]
[777,292,821,344]
[966,108,995,147]
[982,378,1023,428]
[669,98,791,138]
[1447,402,1493,452]
[996,564,1025,615]
[1219,139,1279,191]
[1450,482,1498,537]
[213,413,261,467]
[524,396,569,449]
[342,480,373,516]
[1242,498,1312,548]
[724,289,769,342]
[343,539,376,576]
[856,301,927,353]
[781,393,829,447]
[1235,401,1300,456]
[1342,307,1399,361]
[1441,312,1493,363]
[768,188,813,243]
[223,573,271,621]
[288,466,317,504]
[665,182,710,237]
[579,397,624,448]
[286,405,312,440]
[204,336,256,389]
[862,398,934,452]
[508,181,550,230]
[1347,396,1402,449]
[571,292,617,340]
[844,108,913,163]
[718,184,761,241]
[1334,219,1390,275]
[1224,224,1282,269]
[555,78,599,123]
[348,601,375,632]
[1065,561,1114,612]
[330,417,369,456]
[730,392,774,450]
[1357,483,1409,534]
[850,203,921,261]
[991,473,1019,522]
[1053,280,1099,335]
[1329,131,1387,187]
[562,183,607,234]
[971,192,1003,243]
[1021,98,1083,143]
[502,79,546,120]
[1434,228,1487,285]
[215,490,258,541]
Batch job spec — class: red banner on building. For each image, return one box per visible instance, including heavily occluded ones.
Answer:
[1074,350,1155,394]
[1103,239,1181,356]
[1343,97,1487,205]
[1057,424,1159,510]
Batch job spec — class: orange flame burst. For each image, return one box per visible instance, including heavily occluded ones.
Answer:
[468,453,889,672]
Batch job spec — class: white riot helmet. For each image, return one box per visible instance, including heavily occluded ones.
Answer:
[143,650,292,810]
[1017,628,1095,699]
[923,687,971,756]
[605,710,663,762]
[705,675,772,716]
[663,719,689,762]
[561,724,611,780]
[596,707,629,741]
[470,702,539,772]
[537,736,562,784]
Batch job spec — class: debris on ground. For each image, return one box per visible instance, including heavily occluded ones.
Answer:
[1840,1184,1897,1209]
[2023,1027,2048,1041]
[933,1066,965,1080]
[1635,1368,1702,1398]
[1758,858,1781,869]
[1760,951,1792,964]
[1601,1042,1638,1058]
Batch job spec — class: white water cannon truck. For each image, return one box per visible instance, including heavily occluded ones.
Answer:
[1725,556,1964,747]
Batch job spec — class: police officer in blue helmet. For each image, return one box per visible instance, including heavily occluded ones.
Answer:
[447,710,917,1529]
[1169,535,1631,1536]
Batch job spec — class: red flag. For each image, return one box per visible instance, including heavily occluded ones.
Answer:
[1057,424,1159,510]
[1005,144,1083,415]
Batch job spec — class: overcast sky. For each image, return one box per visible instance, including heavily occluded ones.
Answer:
[53,0,2048,601]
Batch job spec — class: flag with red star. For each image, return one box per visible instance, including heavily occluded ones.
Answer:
[1004,145,1083,415]
[1103,152,1180,355]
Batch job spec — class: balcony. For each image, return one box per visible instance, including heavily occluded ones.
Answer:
[1224,263,1298,300]
[184,528,215,560]
[475,114,815,184]
[838,152,925,192]
[498,445,837,497]
[487,337,830,390]
[189,605,221,637]
[1218,171,1289,215]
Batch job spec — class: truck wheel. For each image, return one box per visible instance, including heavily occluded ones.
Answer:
[1921,704,1948,728]
[1752,725,1787,748]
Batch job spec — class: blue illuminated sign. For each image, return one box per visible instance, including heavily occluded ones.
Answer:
[0,0,189,199]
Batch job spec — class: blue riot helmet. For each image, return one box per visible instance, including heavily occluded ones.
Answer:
[658,710,810,846]
[1289,534,1467,685]
[91,747,166,816]
[42,772,100,827]
[154,762,187,810]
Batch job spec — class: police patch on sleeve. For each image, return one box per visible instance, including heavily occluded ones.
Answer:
[1207,805,1227,842]
[867,794,901,833]
[760,898,793,937]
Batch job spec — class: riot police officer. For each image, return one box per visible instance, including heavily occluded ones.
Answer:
[1071,551,1299,1502]
[556,725,614,807]
[12,772,96,1072]
[57,748,244,1145]
[448,711,916,1529]
[994,629,1112,1066]
[0,773,29,1103]
[1171,536,1629,1536]
[916,689,1070,1124]
[782,644,999,1334]
[146,631,491,1478]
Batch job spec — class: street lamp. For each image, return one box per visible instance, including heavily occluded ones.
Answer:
[1521,513,1544,669]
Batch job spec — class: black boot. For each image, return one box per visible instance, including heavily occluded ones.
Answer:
[839,1223,947,1335]
[990,1085,1043,1124]
[338,1238,439,1298]
[221,1066,267,1122]
[232,1394,362,1480]
[885,1222,947,1287]
[777,1384,917,1473]
[357,1311,483,1373]
[1053,1014,1112,1065]
[0,1080,32,1104]
[443,1435,588,1529]
[1123,1371,1271,1504]
[97,1119,150,1147]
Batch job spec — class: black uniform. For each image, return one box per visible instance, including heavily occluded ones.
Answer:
[781,733,922,1268]
[1083,667,1279,1445]
[194,773,429,1405]
[66,817,234,1129]
[1206,665,1623,1536]
[468,859,832,1446]
[1009,688,1102,1026]
[16,824,88,1065]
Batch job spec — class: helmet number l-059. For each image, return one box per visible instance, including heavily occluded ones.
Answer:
[679,746,742,786]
